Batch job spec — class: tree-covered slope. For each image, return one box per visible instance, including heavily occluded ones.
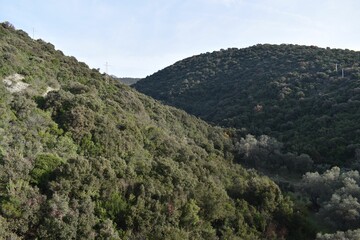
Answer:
[0,22,314,239]
[134,44,360,165]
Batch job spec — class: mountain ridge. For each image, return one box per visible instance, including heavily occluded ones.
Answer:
[134,44,360,166]
[0,22,315,239]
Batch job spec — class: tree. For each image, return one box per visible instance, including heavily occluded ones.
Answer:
[37,193,78,239]
[180,199,200,229]
[30,153,65,189]
[316,229,360,240]
[319,193,360,230]
[301,167,360,230]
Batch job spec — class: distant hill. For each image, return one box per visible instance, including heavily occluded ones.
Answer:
[134,44,360,165]
[0,22,314,239]
[115,77,141,85]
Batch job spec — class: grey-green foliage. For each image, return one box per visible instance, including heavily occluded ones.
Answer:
[301,167,360,230]
[0,180,44,236]
[316,229,360,240]
[0,22,314,239]
[235,134,314,174]
[0,215,21,240]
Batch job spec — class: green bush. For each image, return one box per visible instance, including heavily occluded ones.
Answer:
[30,153,65,187]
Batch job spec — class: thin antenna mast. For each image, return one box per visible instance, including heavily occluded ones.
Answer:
[104,62,111,82]
[105,62,109,75]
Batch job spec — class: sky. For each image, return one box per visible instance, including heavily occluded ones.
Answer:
[1,0,360,77]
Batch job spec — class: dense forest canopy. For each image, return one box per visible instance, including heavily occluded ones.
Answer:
[0,22,318,239]
[4,21,360,239]
[134,44,360,166]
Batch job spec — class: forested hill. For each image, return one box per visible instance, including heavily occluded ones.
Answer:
[0,22,315,239]
[134,44,360,165]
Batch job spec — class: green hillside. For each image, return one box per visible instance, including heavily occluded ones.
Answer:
[0,22,315,239]
[134,44,360,166]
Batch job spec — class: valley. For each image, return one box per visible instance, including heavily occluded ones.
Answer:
[1,22,360,239]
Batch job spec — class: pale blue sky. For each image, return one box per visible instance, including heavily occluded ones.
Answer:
[1,0,360,77]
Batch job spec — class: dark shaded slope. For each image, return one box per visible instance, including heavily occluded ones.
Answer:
[134,44,360,165]
[0,23,314,239]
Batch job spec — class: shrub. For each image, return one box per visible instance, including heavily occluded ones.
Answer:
[30,153,65,187]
